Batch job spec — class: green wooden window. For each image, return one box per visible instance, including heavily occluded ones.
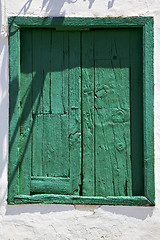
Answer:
[8,17,154,205]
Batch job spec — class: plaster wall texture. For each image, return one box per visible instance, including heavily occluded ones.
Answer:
[0,0,160,239]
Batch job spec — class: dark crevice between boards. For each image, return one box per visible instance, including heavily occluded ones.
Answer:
[129,28,144,197]
[49,30,52,114]
[31,29,34,177]
[93,35,96,197]
[129,30,133,197]
[79,31,83,197]
[79,171,83,196]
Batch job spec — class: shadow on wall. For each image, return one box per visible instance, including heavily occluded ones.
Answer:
[0,0,1,30]
[40,0,115,13]
[101,205,154,220]
[21,0,32,14]
[108,0,115,9]
[0,0,8,205]
[41,0,78,15]
[13,0,115,17]
[5,204,154,221]
[15,0,95,16]
[40,0,105,14]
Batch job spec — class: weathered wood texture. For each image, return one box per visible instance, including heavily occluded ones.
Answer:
[82,31,95,196]
[8,16,153,28]
[81,30,132,197]
[14,195,152,206]
[8,25,20,203]
[20,29,81,196]
[8,17,154,205]
[19,29,32,195]
[94,30,132,197]
[19,28,142,197]
[143,21,154,204]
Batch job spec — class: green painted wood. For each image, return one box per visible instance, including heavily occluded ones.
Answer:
[94,30,132,197]
[31,177,71,195]
[13,195,153,206]
[19,29,32,194]
[32,113,71,194]
[8,25,20,204]
[49,31,70,179]
[51,31,67,114]
[31,30,80,195]
[68,32,82,195]
[8,16,153,28]
[81,31,95,196]
[112,29,132,196]
[43,114,69,177]
[81,30,132,198]
[143,19,155,204]
[8,17,154,205]
[43,114,59,177]
[32,29,52,177]
[32,29,45,114]
[130,28,144,196]
[41,29,51,114]
[32,115,43,176]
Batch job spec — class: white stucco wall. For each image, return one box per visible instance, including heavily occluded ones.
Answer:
[0,0,160,239]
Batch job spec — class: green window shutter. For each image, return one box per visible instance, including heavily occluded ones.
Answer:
[19,29,81,196]
[94,30,132,197]
[8,17,154,205]
[82,29,143,197]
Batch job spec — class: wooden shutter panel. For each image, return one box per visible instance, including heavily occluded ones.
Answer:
[94,30,132,197]
[19,29,32,195]
[8,17,154,206]
[19,27,143,198]
[81,29,143,197]
[81,31,95,196]
[20,29,81,196]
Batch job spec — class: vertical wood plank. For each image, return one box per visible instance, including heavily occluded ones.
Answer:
[44,30,69,178]
[94,31,113,196]
[31,29,52,177]
[94,30,132,196]
[32,29,51,114]
[111,29,132,196]
[19,29,33,194]
[41,29,51,113]
[43,114,57,177]
[60,32,70,178]
[8,26,21,203]
[32,29,52,177]
[43,114,69,177]
[81,31,95,196]
[32,29,42,114]
[51,31,67,114]
[32,115,43,176]
[94,61,116,196]
[68,31,81,195]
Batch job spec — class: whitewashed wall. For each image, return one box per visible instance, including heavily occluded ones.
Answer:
[0,0,160,239]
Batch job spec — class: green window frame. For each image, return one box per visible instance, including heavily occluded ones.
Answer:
[8,17,154,205]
